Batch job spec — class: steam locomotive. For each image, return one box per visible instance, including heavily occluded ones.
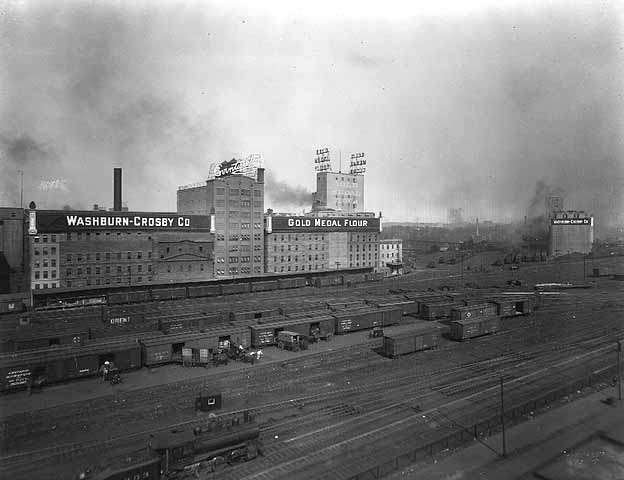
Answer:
[81,412,261,480]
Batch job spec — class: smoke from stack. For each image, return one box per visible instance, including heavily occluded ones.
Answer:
[264,171,311,207]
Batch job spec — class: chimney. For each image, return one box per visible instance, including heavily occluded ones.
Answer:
[113,168,122,212]
[256,168,265,184]
[93,204,99,211]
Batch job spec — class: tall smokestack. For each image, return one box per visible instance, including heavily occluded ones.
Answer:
[113,168,122,212]
[256,168,265,184]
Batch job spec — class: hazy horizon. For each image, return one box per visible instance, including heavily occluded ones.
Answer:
[1,1,623,231]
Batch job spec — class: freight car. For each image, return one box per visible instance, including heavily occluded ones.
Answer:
[250,280,279,292]
[0,338,142,392]
[489,296,533,317]
[450,303,498,322]
[150,287,187,301]
[420,301,464,320]
[382,323,441,358]
[332,306,401,334]
[82,412,261,480]
[449,316,501,341]
[277,277,307,289]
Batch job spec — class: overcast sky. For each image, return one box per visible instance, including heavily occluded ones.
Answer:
[1,0,622,229]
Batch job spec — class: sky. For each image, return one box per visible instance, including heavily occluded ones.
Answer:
[1,0,623,232]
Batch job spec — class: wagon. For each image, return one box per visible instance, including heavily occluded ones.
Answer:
[276,331,308,352]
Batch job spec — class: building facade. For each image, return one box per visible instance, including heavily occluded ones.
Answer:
[264,214,380,273]
[548,210,594,256]
[177,168,265,278]
[378,239,403,276]
[28,210,214,290]
[312,171,364,213]
[0,208,28,293]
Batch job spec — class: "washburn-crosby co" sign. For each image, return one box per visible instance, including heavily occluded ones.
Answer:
[271,216,380,232]
[31,211,211,233]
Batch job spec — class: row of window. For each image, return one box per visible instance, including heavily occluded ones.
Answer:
[276,234,326,242]
[215,266,262,275]
[66,264,154,277]
[273,254,325,263]
[34,247,57,256]
[228,244,262,252]
[226,222,262,229]
[67,251,153,262]
[273,264,325,273]
[33,235,58,243]
[217,256,262,264]
[272,244,325,252]
[34,270,56,280]
[66,232,153,241]
[33,259,56,268]
[33,282,58,289]
[215,188,262,197]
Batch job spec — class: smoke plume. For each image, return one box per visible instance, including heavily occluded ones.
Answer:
[264,171,312,208]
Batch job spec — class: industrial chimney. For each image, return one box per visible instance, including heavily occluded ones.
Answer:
[113,168,122,211]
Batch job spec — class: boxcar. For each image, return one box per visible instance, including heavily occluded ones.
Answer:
[277,277,307,289]
[489,296,533,317]
[251,280,279,293]
[230,307,280,322]
[89,320,160,340]
[382,323,441,358]
[420,301,464,320]
[0,299,25,315]
[449,316,501,341]
[0,339,142,392]
[333,307,384,334]
[313,276,344,288]
[221,283,251,295]
[11,327,89,351]
[402,294,451,316]
[151,287,187,301]
[450,303,498,322]
[187,284,221,298]
[367,296,419,317]
[107,290,150,305]
[379,307,402,326]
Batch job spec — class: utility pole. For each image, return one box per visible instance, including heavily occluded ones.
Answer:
[18,170,24,208]
[618,340,622,402]
[500,376,507,456]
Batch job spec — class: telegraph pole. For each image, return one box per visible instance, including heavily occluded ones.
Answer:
[618,340,622,402]
[500,376,507,456]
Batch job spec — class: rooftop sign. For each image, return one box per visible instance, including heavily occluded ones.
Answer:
[270,216,380,232]
[32,211,211,233]
[208,154,262,179]
[551,218,592,225]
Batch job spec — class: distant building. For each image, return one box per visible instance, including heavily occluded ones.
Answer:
[546,195,563,218]
[378,239,402,276]
[312,171,364,213]
[0,208,28,293]
[177,163,265,277]
[548,210,594,256]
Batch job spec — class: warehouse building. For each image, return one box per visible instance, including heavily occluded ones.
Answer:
[0,208,28,293]
[548,210,594,256]
[379,239,403,276]
[177,158,265,278]
[27,210,215,290]
[264,213,380,273]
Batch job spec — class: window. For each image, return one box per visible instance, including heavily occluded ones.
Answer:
[138,265,142,272]
[86,267,91,275]
[117,253,122,260]
[127,252,132,259]
[95,267,100,274]
[241,188,251,196]
[34,271,40,279]
[147,265,152,272]
[43,248,48,255]
[86,253,91,261]
[51,270,57,279]
[106,266,111,274]
[229,256,239,263]
[43,235,48,243]
[51,247,57,255]
[43,259,49,268]
[216,187,225,195]
[254,189,262,197]
[34,237,40,243]
[229,188,239,196]
[34,249,40,256]
[241,223,250,229]
[117,266,122,273]
[95,252,100,261]
[106,252,110,260]
[43,271,48,279]
[67,233,72,241]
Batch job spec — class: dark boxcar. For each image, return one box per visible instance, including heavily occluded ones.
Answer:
[250,325,276,347]
[333,307,383,334]
[88,451,161,480]
[382,323,441,358]
[450,303,498,322]
[490,297,533,317]
[449,316,501,341]
[420,301,464,320]
[141,336,173,366]
[13,328,88,351]
[277,277,307,289]
[313,276,344,288]
[367,297,419,317]
[279,300,328,316]
[327,299,365,311]
[187,284,221,298]
[251,280,279,292]
[221,283,251,295]
[151,287,187,301]
[90,320,160,340]
[230,308,281,322]
[402,294,450,316]
[0,299,25,315]
[380,307,402,326]
[107,290,150,304]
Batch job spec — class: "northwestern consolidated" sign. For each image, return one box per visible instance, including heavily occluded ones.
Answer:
[33,211,211,232]
[551,218,592,225]
[271,216,380,232]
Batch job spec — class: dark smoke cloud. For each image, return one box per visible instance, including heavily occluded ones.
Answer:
[264,171,311,208]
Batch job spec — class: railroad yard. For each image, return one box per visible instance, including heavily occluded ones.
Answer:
[1,255,623,480]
